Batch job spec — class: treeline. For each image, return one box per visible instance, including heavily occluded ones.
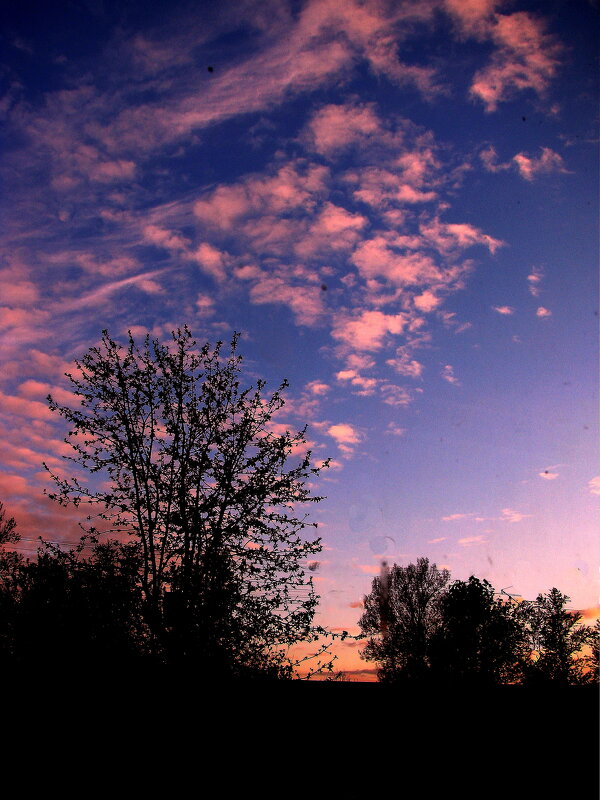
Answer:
[359,558,599,686]
[0,330,339,681]
[0,505,316,679]
[1,329,597,686]
[2,507,597,685]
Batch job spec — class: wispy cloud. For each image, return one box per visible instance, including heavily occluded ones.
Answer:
[492,305,514,315]
[500,508,532,523]
[326,422,362,455]
[527,266,544,297]
[458,535,487,546]
[441,364,460,385]
[539,470,559,481]
[513,148,568,181]
[470,12,561,112]
[588,476,600,496]
[386,422,406,437]
[481,145,568,181]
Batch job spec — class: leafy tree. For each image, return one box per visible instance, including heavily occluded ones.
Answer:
[522,588,598,685]
[0,501,23,662]
[44,327,330,678]
[0,501,18,549]
[0,535,145,671]
[428,576,529,685]
[359,557,450,681]
[588,620,600,683]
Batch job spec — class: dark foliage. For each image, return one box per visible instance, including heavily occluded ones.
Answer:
[521,588,598,685]
[39,327,333,678]
[0,536,145,671]
[359,559,598,686]
[0,328,346,679]
[359,558,450,681]
[428,576,528,685]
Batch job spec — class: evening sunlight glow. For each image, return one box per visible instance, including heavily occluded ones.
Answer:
[0,0,597,680]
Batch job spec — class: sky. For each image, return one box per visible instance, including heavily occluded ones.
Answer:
[0,0,598,678]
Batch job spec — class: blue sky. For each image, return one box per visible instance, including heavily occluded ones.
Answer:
[1,0,597,675]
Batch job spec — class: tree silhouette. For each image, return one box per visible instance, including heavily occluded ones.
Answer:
[1,523,145,672]
[0,501,23,663]
[428,576,529,685]
[44,328,330,678]
[359,558,450,682]
[522,588,598,685]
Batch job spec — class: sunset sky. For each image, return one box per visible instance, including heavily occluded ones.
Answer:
[1,0,597,677]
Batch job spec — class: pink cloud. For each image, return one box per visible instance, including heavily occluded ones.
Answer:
[17,380,78,407]
[413,290,441,313]
[0,276,40,306]
[348,166,438,209]
[326,422,363,454]
[356,563,380,575]
[143,224,190,251]
[481,146,567,181]
[470,12,561,111]
[527,267,544,297]
[386,351,423,378]
[57,270,165,312]
[27,350,73,380]
[194,163,329,232]
[193,184,254,230]
[513,148,567,181]
[332,309,408,351]
[89,159,136,183]
[492,305,514,315]
[500,508,532,523]
[305,380,330,396]
[294,203,367,257]
[386,422,406,436]
[0,391,55,421]
[395,144,440,186]
[441,364,460,385]
[420,218,503,255]
[444,0,500,35]
[0,307,48,332]
[191,242,229,282]
[249,275,325,327]
[305,102,382,156]
[536,306,552,318]
[297,1,440,95]
[379,383,412,407]
[479,144,511,173]
[588,476,600,496]
[335,370,379,396]
[0,471,33,499]
[327,423,361,446]
[195,293,215,316]
[458,536,487,546]
[345,353,376,372]
[351,236,441,287]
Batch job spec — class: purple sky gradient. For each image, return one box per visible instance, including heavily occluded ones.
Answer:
[1,0,597,673]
